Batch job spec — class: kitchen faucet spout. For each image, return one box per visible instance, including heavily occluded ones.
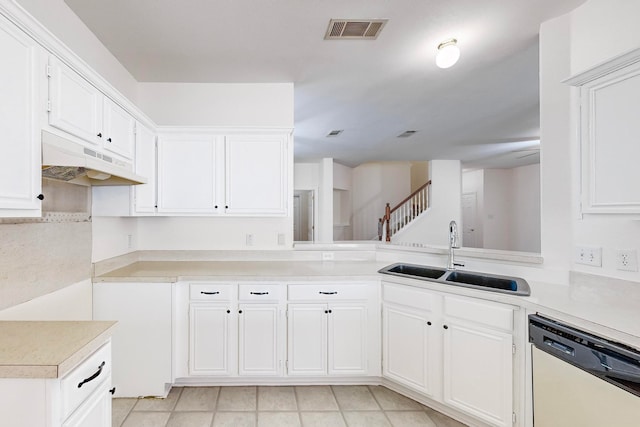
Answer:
[447,220,464,270]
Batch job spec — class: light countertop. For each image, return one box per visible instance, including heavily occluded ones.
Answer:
[94,260,640,349]
[0,321,116,379]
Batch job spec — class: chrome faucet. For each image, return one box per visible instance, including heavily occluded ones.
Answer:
[447,220,464,270]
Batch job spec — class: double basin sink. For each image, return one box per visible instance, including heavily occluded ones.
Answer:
[379,263,531,296]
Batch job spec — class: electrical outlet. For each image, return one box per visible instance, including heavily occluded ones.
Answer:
[322,252,335,261]
[616,249,638,271]
[245,234,254,246]
[575,246,602,267]
[277,233,285,246]
[127,234,133,249]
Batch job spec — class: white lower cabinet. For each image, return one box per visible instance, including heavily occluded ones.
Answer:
[287,283,378,377]
[382,282,516,427]
[0,342,112,427]
[187,282,285,377]
[93,282,172,397]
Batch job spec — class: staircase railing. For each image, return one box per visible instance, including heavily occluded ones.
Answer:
[379,180,431,242]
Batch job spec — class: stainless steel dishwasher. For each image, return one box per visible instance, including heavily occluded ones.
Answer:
[529,314,640,426]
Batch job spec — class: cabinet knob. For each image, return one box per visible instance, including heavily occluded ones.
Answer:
[214,205,218,209]
[225,205,229,209]
[109,387,116,395]
[107,137,112,142]
[427,321,432,326]
[328,309,332,314]
[36,194,44,200]
[238,310,243,314]
[97,132,102,138]
[226,310,230,314]
[324,310,328,314]
[443,325,449,330]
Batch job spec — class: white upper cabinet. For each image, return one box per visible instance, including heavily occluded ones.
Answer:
[47,57,135,161]
[133,122,157,214]
[567,50,640,215]
[157,135,218,214]
[0,14,43,217]
[102,97,135,159]
[225,135,287,215]
[156,130,290,217]
[48,56,102,146]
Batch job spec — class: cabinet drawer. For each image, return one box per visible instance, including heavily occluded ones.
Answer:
[444,296,513,331]
[190,283,234,301]
[238,283,283,301]
[288,284,369,301]
[383,283,436,312]
[61,342,112,420]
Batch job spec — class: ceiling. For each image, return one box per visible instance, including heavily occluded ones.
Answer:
[64,0,585,168]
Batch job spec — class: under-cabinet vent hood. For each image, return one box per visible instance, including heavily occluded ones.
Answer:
[41,131,147,186]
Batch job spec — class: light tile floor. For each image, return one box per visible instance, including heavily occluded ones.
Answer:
[113,385,468,427]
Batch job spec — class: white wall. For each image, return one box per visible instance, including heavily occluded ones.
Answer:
[410,162,430,193]
[541,0,640,282]
[462,169,485,247]
[92,217,138,262]
[0,280,92,320]
[351,162,412,241]
[137,83,294,128]
[15,0,138,101]
[394,160,461,247]
[510,164,541,252]
[483,169,512,250]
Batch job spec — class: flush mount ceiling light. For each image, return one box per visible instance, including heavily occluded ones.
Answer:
[435,38,460,69]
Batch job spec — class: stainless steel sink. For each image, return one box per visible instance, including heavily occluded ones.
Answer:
[379,263,531,296]
[385,264,447,280]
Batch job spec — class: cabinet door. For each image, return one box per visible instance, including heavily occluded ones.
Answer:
[62,380,111,427]
[93,282,171,397]
[225,135,287,215]
[157,136,218,214]
[287,304,327,376]
[238,304,281,376]
[383,304,437,397]
[443,320,513,427]
[328,303,367,375]
[0,16,42,216]
[103,98,135,159]
[48,56,102,146]
[133,123,157,214]
[190,303,235,376]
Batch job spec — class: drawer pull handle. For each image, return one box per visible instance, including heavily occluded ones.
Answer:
[201,291,220,295]
[250,292,269,295]
[77,361,105,388]
[319,291,338,295]
[109,387,116,395]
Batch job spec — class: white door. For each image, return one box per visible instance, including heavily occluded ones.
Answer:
[102,98,135,159]
[93,282,171,397]
[225,135,287,215]
[461,192,480,248]
[443,320,513,427]
[287,304,327,376]
[189,303,235,376]
[0,16,42,216]
[48,56,102,146]
[328,303,367,375]
[157,136,217,214]
[238,304,281,376]
[62,380,111,427]
[383,304,436,397]
[293,195,301,241]
[133,123,156,214]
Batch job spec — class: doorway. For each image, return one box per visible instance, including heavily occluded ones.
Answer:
[461,192,480,248]
[293,190,315,242]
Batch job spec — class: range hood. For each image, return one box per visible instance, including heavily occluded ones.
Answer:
[41,131,147,186]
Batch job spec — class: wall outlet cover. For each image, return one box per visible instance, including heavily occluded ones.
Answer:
[575,246,602,267]
[616,249,638,272]
[245,234,254,246]
[322,252,335,261]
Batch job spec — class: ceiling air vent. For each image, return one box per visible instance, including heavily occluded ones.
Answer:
[327,130,343,137]
[398,130,418,138]
[325,19,387,40]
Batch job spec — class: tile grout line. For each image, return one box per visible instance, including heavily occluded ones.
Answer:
[330,385,350,427]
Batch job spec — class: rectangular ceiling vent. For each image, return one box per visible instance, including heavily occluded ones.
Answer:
[325,19,387,40]
[398,130,418,138]
[327,130,343,137]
